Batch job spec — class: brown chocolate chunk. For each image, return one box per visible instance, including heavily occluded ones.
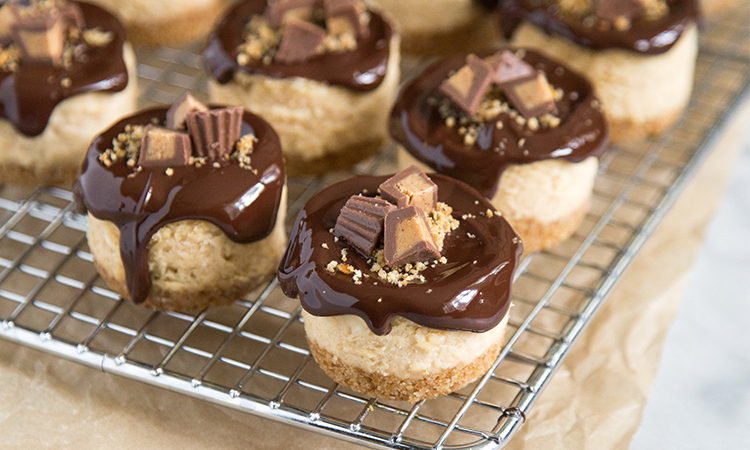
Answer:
[334,195,396,256]
[383,206,440,269]
[439,54,493,116]
[138,125,191,167]
[324,0,367,38]
[484,50,535,87]
[266,0,318,28]
[594,0,643,22]
[12,12,66,65]
[379,166,438,215]
[503,71,558,119]
[167,92,209,130]
[275,17,326,64]
[185,107,244,158]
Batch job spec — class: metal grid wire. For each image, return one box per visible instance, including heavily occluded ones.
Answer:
[0,8,748,449]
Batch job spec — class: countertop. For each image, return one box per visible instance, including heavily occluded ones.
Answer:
[632,138,750,449]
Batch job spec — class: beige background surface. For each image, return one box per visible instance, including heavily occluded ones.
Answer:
[0,100,747,449]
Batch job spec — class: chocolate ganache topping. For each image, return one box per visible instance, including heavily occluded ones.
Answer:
[500,0,699,54]
[203,0,394,91]
[75,107,285,305]
[0,2,129,137]
[390,49,608,197]
[278,173,522,336]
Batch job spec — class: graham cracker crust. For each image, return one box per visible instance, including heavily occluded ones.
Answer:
[0,162,79,188]
[511,202,589,254]
[93,259,272,313]
[284,137,387,176]
[307,339,504,403]
[608,107,686,144]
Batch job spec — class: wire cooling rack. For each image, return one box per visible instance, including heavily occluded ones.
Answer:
[1,8,748,450]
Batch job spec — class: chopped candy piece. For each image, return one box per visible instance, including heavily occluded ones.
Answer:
[167,92,209,130]
[13,13,66,65]
[324,0,367,38]
[383,206,440,269]
[186,107,244,158]
[275,17,326,64]
[267,0,317,28]
[439,54,493,116]
[379,166,438,215]
[484,50,535,86]
[334,195,396,256]
[138,125,191,167]
[503,71,558,119]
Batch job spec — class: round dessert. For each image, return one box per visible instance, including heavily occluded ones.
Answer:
[365,0,501,56]
[84,0,230,47]
[204,0,400,175]
[391,49,609,253]
[75,95,287,312]
[0,0,138,186]
[279,167,522,402]
[500,0,699,143]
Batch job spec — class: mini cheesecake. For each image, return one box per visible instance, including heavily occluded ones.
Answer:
[204,0,400,175]
[75,94,287,313]
[0,0,137,186]
[391,49,609,253]
[85,0,230,47]
[500,0,699,143]
[365,0,501,56]
[279,167,522,402]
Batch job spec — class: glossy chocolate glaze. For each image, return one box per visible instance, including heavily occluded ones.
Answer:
[500,0,698,54]
[390,49,608,197]
[203,0,394,91]
[278,173,522,336]
[75,107,285,305]
[0,2,129,137]
[475,0,501,10]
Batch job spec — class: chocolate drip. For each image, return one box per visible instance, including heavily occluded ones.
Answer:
[278,174,522,335]
[500,0,699,54]
[75,108,286,304]
[203,0,394,92]
[0,2,129,137]
[390,49,608,197]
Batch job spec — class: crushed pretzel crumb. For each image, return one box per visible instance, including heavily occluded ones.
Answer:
[83,28,114,47]
[0,44,21,72]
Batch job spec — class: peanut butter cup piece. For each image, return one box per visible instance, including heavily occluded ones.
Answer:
[324,0,367,38]
[503,71,558,119]
[267,0,318,29]
[275,17,326,64]
[138,125,191,167]
[335,195,396,256]
[594,0,644,22]
[485,50,535,87]
[439,54,493,116]
[186,107,244,158]
[383,206,440,269]
[167,93,209,130]
[12,12,67,65]
[379,166,438,215]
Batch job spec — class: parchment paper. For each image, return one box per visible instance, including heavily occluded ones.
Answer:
[1,100,747,449]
